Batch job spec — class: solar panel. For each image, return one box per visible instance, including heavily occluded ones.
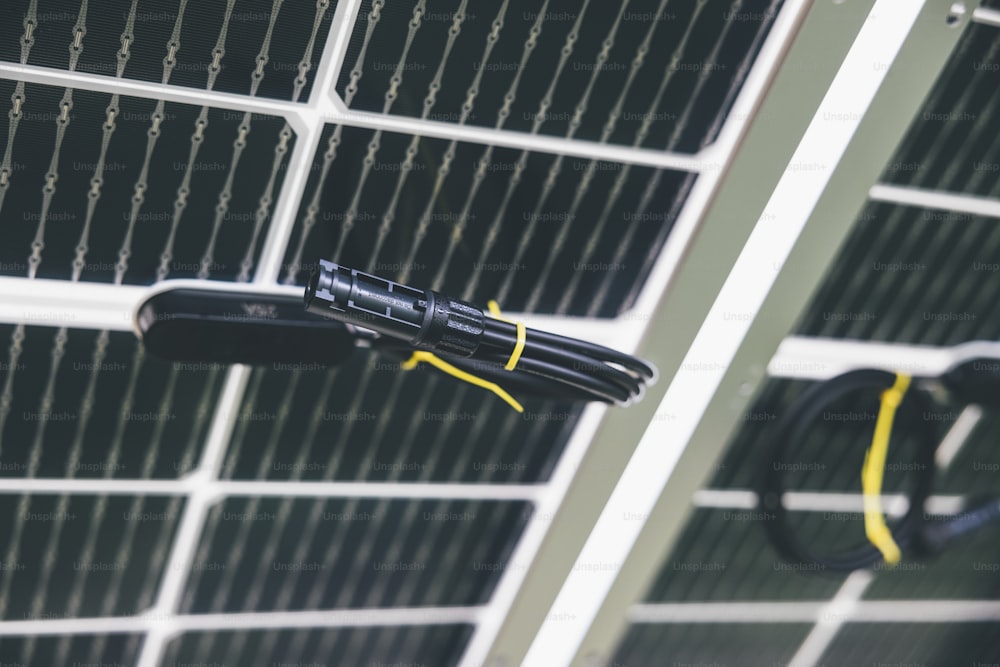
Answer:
[2,0,993,666]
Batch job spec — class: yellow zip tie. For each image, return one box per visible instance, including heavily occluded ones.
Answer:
[401,350,524,413]
[861,373,910,566]
[486,299,526,371]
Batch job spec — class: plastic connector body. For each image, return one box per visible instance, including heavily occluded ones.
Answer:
[304,259,485,357]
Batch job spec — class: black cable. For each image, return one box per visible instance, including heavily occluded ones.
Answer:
[305,260,656,406]
[373,343,605,402]
[490,355,631,404]
[479,328,643,396]
[486,319,656,380]
[758,368,1000,572]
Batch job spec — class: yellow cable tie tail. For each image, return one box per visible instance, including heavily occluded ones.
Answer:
[508,322,526,371]
[487,299,526,371]
[401,350,524,413]
[861,373,911,566]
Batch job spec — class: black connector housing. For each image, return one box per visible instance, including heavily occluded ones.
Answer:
[305,259,485,357]
[137,286,357,366]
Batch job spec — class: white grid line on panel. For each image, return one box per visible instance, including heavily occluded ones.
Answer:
[0,275,626,349]
[520,1,921,664]
[460,403,609,667]
[459,1,816,665]
[8,596,1000,639]
[216,480,542,502]
[692,489,968,516]
[787,571,873,667]
[132,4,361,662]
[0,65,713,173]
[135,365,251,667]
[334,106,713,172]
[609,0,808,356]
[846,599,1000,622]
[254,0,362,283]
[0,477,543,501]
[0,606,484,637]
[973,6,1000,27]
[632,601,826,624]
[3,221,998,339]
[935,405,983,470]
[253,120,323,284]
[870,183,1000,220]
[769,336,1000,380]
[321,0,364,86]
[0,61,312,136]
[629,599,1000,624]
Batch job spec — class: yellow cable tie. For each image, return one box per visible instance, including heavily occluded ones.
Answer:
[486,299,526,371]
[861,373,911,566]
[401,350,524,413]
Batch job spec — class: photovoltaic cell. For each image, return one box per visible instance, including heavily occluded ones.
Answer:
[640,509,848,603]
[863,525,1000,600]
[337,0,783,153]
[881,22,1000,196]
[0,0,336,101]
[0,633,145,667]
[0,494,183,620]
[162,625,474,667]
[221,353,581,483]
[613,623,812,667]
[181,498,530,613]
[281,124,696,317]
[0,324,224,479]
[794,202,1000,345]
[819,623,1000,667]
[0,81,295,284]
[934,410,1000,497]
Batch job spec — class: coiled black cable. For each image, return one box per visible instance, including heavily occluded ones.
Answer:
[758,368,1000,572]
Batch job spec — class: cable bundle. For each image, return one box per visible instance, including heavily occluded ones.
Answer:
[304,260,655,408]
